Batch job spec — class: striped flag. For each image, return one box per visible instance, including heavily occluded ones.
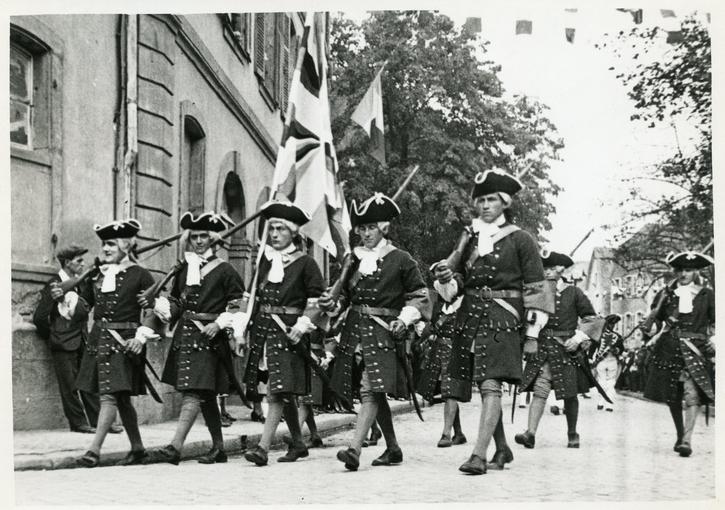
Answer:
[351,66,386,166]
[273,12,350,258]
[515,19,533,34]
[616,8,643,24]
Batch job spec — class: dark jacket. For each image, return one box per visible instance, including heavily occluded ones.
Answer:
[161,258,245,393]
[33,274,93,352]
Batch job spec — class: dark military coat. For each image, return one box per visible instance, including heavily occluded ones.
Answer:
[76,264,155,395]
[520,284,603,400]
[644,286,715,404]
[161,258,245,393]
[243,252,324,397]
[416,299,458,403]
[329,246,430,404]
[445,226,553,402]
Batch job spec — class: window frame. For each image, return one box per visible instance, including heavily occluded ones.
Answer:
[10,43,34,150]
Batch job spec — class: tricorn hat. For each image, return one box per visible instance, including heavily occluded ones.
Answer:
[180,211,234,232]
[540,248,574,269]
[472,168,523,200]
[350,192,400,228]
[94,219,141,241]
[56,244,88,264]
[666,250,713,270]
[260,200,311,227]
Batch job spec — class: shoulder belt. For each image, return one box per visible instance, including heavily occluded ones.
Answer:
[349,244,397,290]
[260,250,305,289]
[465,224,521,269]
[200,258,224,279]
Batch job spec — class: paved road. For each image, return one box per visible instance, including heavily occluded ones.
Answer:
[14,393,715,504]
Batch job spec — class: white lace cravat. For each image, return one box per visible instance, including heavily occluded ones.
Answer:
[184,250,211,286]
[99,264,122,293]
[264,244,297,283]
[354,239,387,276]
[674,283,700,314]
[471,215,506,256]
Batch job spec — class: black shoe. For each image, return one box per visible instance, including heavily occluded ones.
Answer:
[597,404,604,411]
[362,428,382,448]
[567,432,580,448]
[605,408,614,413]
[70,424,96,434]
[116,449,148,466]
[221,415,233,428]
[278,443,309,462]
[452,433,467,445]
[459,454,486,475]
[108,424,124,434]
[582,393,591,399]
[155,444,181,465]
[310,435,324,448]
[198,447,228,464]
[78,450,100,468]
[437,435,453,448]
[676,442,692,457]
[550,406,561,415]
[336,447,360,471]
[674,437,683,452]
[514,431,536,449]
[371,446,403,466]
[489,445,514,470]
[244,446,268,466]
[221,411,237,422]
[250,411,266,423]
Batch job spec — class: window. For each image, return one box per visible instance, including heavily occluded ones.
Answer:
[222,13,252,61]
[179,113,206,216]
[10,44,33,148]
[254,13,295,111]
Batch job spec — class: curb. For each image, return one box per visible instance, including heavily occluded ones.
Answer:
[15,401,416,471]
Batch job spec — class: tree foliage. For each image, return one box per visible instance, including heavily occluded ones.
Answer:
[604,16,712,270]
[329,11,563,274]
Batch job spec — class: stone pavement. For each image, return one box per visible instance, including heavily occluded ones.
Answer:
[13,392,716,505]
[13,399,413,471]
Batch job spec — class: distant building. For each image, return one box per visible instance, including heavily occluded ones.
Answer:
[10,13,327,430]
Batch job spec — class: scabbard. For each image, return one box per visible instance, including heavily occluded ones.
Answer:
[141,369,163,403]
[291,341,355,413]
[216,332,253,409]
[395,340,423,421]
[578,353,612,404]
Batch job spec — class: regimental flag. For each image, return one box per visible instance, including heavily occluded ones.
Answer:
[272,12,350,258]
[616,8,643,24]
[463,17,482,33]
[515,19,532,34]
[351,66,386,166]
[565,27,575,43]
[660,9,676,18]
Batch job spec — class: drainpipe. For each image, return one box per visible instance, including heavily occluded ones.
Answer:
[113,14,127,219]
[122,14,138,218]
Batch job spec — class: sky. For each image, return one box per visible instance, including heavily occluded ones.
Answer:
[342,6,707,263]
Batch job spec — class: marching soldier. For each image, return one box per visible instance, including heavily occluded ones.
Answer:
[242,201,325,466]
[319,192,430,471]
[416,295,467,447]
[643,251,715,457]
[75,219,161,467]
[592,315,625,412]
[515,250,606,449]
[145,211,246,465]
[431,169,555,475]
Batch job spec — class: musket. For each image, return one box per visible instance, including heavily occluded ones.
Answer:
[134,231,184,256]
[51,258,102,295]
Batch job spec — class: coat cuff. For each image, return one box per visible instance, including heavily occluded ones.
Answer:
[397,305,421,327]
[134,325,159,345]
[578,315,606,341]
[215,312,235,329]
[229,311,250,342]
[57,291,79,320]
[525,310,549,338]
[293,315,316,334]
[434,279,458,302]
[523,280,556,315]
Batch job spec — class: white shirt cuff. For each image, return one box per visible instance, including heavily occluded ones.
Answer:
[134,325,158,345]
[293,315,316,334]
[397,306,422,327]
[153,296,171,323]
[57,291,79,320]
[525,310,549,338]
[433,279,458,302]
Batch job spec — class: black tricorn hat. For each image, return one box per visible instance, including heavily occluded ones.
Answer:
[93,219,141,241]
[350,192,400,228]
[260,200,311,226]
[666,250,713,270]
[540,248,574,269]
[472,168,523,199]
[180,211,234,232]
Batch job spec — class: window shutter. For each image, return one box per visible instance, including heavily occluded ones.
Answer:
[281,17,291,113]
[254,13,265,75]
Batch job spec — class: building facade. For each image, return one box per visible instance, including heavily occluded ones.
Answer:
[10,13,323,430]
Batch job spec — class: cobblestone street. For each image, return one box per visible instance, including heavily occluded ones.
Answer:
[14,393,715,505]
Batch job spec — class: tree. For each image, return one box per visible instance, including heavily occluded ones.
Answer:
[603,16,712,270]
[329,11,563,274]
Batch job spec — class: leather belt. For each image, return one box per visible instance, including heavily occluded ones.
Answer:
[183,312,219,321]
[675,331,708,340]
[350,304,400,318]
[464,287,522,300]
[95,320,139,330]
[542,329,575,339]
[258,304,303,315]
